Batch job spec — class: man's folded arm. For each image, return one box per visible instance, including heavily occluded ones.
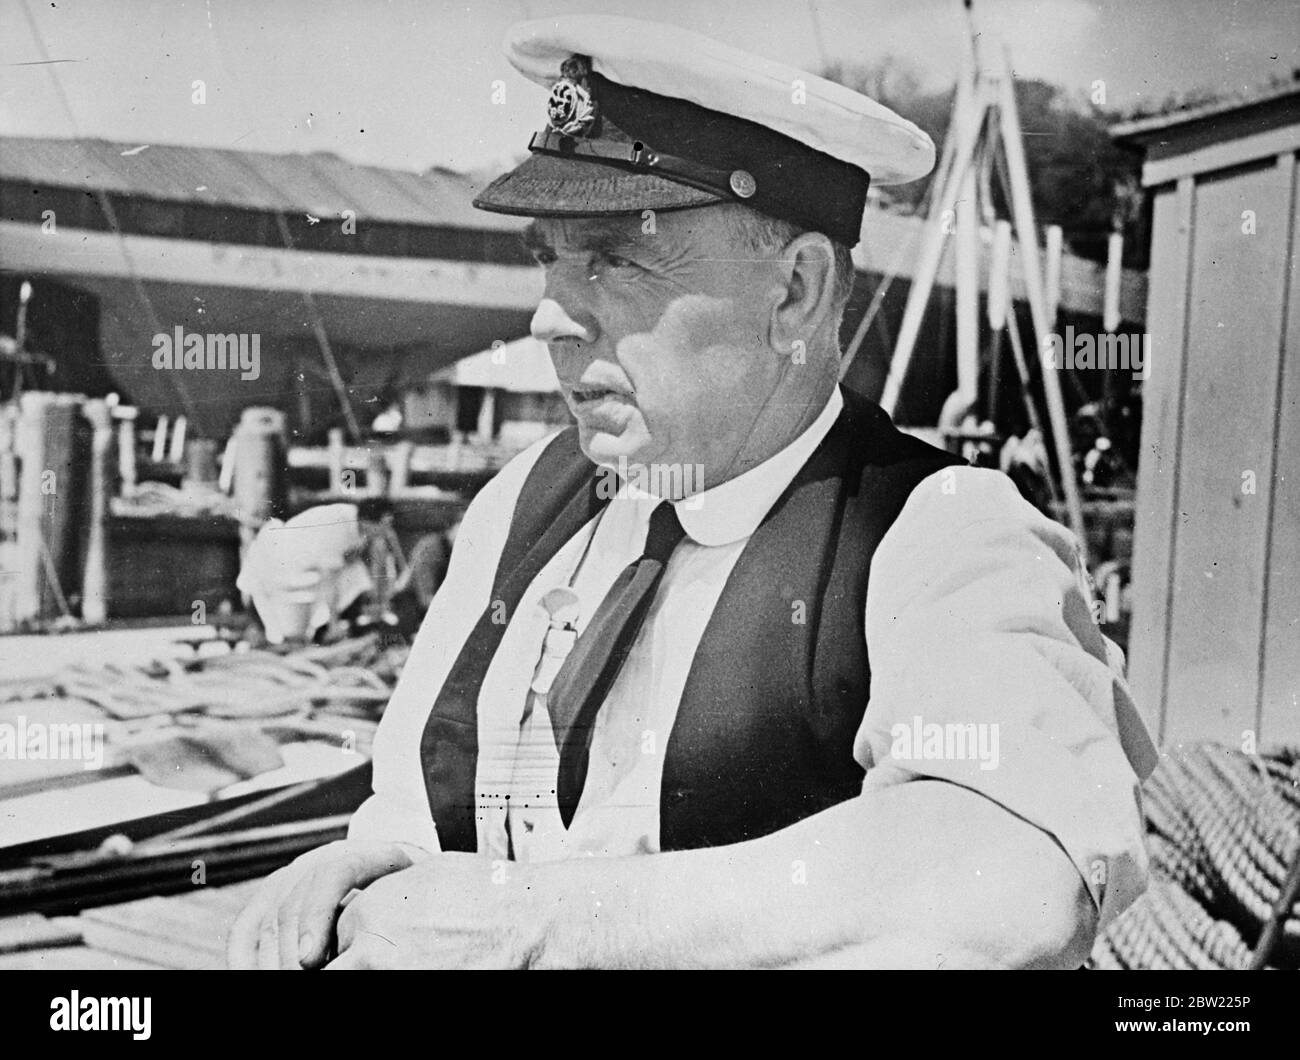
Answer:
[516,773,1097,968]
[513,467,1151,968]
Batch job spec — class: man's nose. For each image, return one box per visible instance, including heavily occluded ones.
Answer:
[530,268,598,346]
[530,297,592,345]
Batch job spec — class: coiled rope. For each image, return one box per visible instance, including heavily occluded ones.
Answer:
[1090,743,1300,970]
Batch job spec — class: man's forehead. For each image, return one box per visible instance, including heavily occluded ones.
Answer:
[524,208,727,250]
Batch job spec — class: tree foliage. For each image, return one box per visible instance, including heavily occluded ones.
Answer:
[822,58,1145,266]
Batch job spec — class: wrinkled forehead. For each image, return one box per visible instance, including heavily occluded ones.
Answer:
[523,206,735,255]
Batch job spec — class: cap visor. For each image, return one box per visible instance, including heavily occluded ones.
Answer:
[473,150,725,217]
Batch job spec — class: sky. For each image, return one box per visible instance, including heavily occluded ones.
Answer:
[1,0,1296,176]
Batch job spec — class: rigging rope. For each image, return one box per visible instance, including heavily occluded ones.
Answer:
[1090,742,1300,970]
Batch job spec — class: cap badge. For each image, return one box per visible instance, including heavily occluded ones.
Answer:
[547,56,597,137]
[729,170,758,198]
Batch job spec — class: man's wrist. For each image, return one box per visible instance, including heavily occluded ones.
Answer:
[506,856,640,969]
[504,860,558,968]
[503,848,749,969]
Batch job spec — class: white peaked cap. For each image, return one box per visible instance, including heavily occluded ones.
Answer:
[501,15,936,186]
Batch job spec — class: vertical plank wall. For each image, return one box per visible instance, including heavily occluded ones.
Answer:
[1259,151,1300,744]
[1129,179,1195,739]
[1130,153,1300,746]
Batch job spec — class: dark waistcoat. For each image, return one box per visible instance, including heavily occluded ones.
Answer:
[419,386,963,853]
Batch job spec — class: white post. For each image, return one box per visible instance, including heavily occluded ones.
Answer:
[151,415,169,464]
[114,406,138,496]
[327,427,346,494]
[476,388,497,443]
[988,220,1012,332]
[168,414,187,464]
[1103,231,1124,334]
[880,84,987,414]
[996,48,1087,561]
[81,399,113,625]
[1044,224,1063,331]
[955,164,979,407]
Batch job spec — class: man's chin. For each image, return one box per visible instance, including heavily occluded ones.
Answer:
[576,423,647,468]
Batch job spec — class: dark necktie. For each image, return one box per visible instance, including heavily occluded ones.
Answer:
[547,500,687,827]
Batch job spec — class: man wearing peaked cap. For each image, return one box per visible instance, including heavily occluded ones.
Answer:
[231,15,1155,970]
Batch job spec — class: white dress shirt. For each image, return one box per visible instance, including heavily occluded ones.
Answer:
[350,388,1155,928]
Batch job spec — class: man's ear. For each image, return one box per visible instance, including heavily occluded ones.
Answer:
[768,232,837,356]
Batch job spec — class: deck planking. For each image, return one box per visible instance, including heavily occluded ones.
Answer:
[0,878,264,970]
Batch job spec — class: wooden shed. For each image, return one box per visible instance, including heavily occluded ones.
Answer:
[1115,86,1300,748]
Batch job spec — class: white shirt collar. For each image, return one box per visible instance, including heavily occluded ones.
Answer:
[670,386,844,547]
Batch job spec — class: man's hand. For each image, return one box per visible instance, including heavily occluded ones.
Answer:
[324,852,539,969]
[227,840,416,969]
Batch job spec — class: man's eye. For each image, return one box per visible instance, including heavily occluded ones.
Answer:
[596,251,638,272]
[531,249,557,267]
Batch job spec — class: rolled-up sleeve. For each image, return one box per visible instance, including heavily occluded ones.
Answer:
[856,466,1156,930]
